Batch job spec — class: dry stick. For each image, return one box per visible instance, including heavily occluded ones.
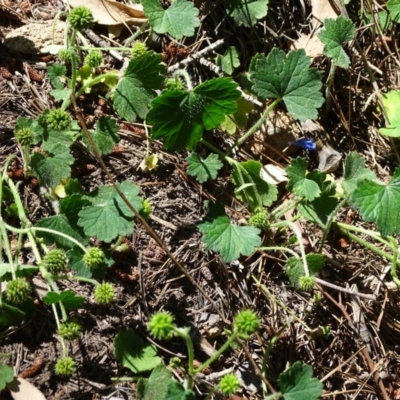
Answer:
[71,97,274,390]
[318,285,390,400]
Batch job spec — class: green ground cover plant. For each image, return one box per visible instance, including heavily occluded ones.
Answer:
[2,0,400,398]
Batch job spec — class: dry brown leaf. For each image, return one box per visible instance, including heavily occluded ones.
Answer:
[310,0,337,29]
[292,32,324,59]
[68,0,147,36]
[7,377,46,400]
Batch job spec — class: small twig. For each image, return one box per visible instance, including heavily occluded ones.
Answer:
[315,277,376,300]
[168,39,224,73]
[83,29,123,62]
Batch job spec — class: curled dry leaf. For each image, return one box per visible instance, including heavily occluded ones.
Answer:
[68,0,147,37]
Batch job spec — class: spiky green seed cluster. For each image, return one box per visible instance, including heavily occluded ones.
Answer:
[131,42,147,58]
[58,48,75,63]
[5,278,31,304]
[83,248,105,270]
[15,127,34,146]
[94,283,115,305]
[249,210,269,230]
[54,356,76,377]
[85,50,103,68]
[68,6,94,31]
[45,109,71,131]
[219,374,240,395]
[234,310,260,338]
[139,199,152,219]
[42,249,68,274]
[149,312,176,340]
[298,275,316,292]
[164,77,185,91]
[58,321,81,340]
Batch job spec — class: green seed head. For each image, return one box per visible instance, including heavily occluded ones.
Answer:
[131,42,147,58]
[58,48,75,63]
[85,50,103,68]
[298,275,316,292]
[58,321,82,341]
[234,310,260,338]
[5,278,31,304]
[45,109,72,131]
[68,6,94,31]
[55,356,76,377]
[149,312,176,340]
[42,249,69,274]
[15,127,34,146]
[83,248,105,270]
[94,282,115,305]
[164,77,185,91]
[219,374,240,395]
[249,210,269,230]
[139,199,152,219]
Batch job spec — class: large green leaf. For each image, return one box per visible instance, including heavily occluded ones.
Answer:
[226,0,269,27]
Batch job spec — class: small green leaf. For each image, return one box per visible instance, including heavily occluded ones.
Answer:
[342,152,376,196]
[165,381,196,400]
[318,16,355,68]
[78,181,143,243]
[14,117,43,145]
[198,201,261,262]
[114,329,162,373]
[350,168,400,237]
[232,160,278,211]
[30,143,74,188]
[0,302,26,326]
[47,63,66,90]
[278,361,323,400]
[42,290,85,310]
[137,365,172,400]
[216,46,240,75]
[114,52,166,122]
[226,0,269,27]
[83,116,119,155]
[379,90,400,137]
[286,254,325,288]
[298,193,339,228]
[251,48,324,121]
[388,0,400,22]
[141,0,200,39]
[186,153,223,183]
[149,78,241,152]
[286,158,324,201]
[0,363,14,391]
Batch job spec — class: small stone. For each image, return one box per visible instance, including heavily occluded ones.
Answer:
[4,21,66,55]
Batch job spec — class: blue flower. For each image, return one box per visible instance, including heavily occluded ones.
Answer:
[289,138,316,151]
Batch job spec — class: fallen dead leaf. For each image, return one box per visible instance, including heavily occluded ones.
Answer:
[310,0,338,29]
[68,0,147,37]
[7,377,46,400]
[292,32,324,59]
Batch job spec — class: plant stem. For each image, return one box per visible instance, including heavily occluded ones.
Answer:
[226,98,280,155]
[75,71,119,98]
[174,69,193,91]
[389,236,400,288]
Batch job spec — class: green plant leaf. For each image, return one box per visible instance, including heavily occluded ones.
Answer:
[186,152,223,183]
[114,51,166,122]
[30,143,74,188]
[35,195,90,249]
[137,365,172,400]
[388,0,400,22]
[379,90,400,137]
[220,97,254,135]
[141,0,200,39]
[342,152,376,196]
[78,180,143,243]
[226,0,269,27]
[350,167,400,237]
[232,160,278,211]
[0,363,14,391]
[14,117,43,145]
[318,16,355,68]
[0,302,26,326]
[47,63,66,90]
[42,290,85,310]
[198,201,261,262]
[286,158,324,201]
[278,361,323,400]
[114,329,162,373]
[251,48,324,121]
[165,381,196,400]
[216,46,240,75]
[149,77,240,152]
[83,116,120,155]
[285,254,325,288]
[50,88,73,103]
